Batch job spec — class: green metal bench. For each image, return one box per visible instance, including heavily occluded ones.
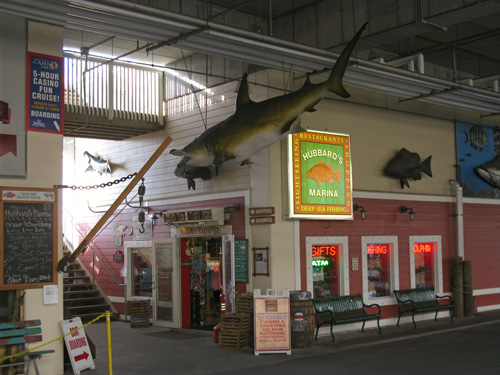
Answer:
[313,294,382,342]
[0,319,55,375]
[394,287,454,328]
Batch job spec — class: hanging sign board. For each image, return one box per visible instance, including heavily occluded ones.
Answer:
[287,130,353,220]
[253,288,291,356]
[60,317,95,375]
[0,187,58,290]
[26,52,64,134]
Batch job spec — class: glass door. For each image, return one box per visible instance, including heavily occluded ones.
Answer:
[152,238,179,328]
[124,241,153,300]
[221,235,235,313]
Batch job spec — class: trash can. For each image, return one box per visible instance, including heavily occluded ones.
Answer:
[289,291,315,348]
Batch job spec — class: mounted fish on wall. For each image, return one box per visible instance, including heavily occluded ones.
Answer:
[169,23,368,190]
[384,148,432,189]
[84,151,112,175]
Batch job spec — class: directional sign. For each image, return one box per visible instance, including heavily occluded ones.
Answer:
[249,216,275,225]
[60,317,95,375]
[249,207,275,216]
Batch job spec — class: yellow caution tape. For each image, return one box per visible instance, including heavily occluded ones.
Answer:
[0,312,111,362]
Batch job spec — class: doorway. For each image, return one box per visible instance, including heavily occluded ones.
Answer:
[179,234,235,328]
[124,239,179,328]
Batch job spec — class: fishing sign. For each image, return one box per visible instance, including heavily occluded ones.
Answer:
[26,52,64,134]
[287,130,353,220]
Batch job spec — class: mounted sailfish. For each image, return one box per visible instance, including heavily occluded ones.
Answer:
[170,23,368,190]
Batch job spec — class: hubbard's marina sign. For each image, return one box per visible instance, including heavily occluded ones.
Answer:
[287,130,353,220]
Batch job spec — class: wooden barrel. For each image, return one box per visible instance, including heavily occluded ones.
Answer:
[290,298,315,348]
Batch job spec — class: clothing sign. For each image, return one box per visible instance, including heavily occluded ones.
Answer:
[254,289,291,356]
[26,52,64,134]
[60,317,95,375]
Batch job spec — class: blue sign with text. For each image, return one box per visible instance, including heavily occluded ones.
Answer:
[26,52,64,134]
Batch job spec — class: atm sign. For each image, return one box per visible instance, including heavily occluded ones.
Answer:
[312,259,331,267]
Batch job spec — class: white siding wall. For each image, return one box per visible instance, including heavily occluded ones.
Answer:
[65,71,270,213]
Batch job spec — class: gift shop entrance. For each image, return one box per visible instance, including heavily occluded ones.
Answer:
[178,227,235,328]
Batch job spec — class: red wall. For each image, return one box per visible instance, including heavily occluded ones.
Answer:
[300,198,500,312]
[74,196,247,316]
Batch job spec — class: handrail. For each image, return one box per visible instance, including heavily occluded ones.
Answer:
[63,209,124,287]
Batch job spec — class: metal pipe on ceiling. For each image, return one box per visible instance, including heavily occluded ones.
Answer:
[2,0,500,115]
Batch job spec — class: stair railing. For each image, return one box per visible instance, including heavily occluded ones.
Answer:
[63,209,127,317]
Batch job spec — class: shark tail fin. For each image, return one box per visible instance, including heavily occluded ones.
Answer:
[328,22,367,98]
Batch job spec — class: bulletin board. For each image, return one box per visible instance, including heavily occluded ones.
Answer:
[0,187,58,290]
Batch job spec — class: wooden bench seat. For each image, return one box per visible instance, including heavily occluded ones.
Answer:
[0,319,55,375]
[313,294,382,342]
[394,287,454,328]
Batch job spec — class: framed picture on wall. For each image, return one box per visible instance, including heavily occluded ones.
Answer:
[253,247,269,276]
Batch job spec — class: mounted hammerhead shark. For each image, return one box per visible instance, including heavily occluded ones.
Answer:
[170,23,367,190]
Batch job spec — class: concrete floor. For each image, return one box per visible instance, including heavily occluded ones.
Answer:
[64,310,500,374]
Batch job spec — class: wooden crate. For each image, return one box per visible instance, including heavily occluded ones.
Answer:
[128,300,151,315]
[218,313,252,350]
[235,293,254,315]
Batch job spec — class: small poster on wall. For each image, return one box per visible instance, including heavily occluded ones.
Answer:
[26,52,64,134]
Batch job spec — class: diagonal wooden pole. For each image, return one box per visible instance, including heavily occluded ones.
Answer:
[57,136,173,272]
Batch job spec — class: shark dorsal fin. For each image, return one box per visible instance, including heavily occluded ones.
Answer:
[302,75,313,88]
[236,73,254,110]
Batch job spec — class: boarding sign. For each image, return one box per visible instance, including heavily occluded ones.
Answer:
[60,317,95,375]
[254,289,291,356]
[26,52,64,134]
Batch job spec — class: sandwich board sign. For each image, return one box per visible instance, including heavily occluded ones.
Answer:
[253,288,291,356]
[60,317,95,374]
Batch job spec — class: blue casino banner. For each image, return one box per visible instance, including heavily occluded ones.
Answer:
[26,52,64,134]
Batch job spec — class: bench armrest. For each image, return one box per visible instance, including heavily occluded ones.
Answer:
[397,299,417,309]
[316,310,334,323]
[436,294,454,303]
[363,302,381,314]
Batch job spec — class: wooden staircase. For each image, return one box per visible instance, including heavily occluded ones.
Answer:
[62,250,117,322]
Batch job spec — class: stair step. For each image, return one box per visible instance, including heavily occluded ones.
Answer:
[68,304,110,311]
[63,283,95,289]
[65,269,86,274]
[64,296,105,304]
[64,276,90,281]
[64,289,99,296]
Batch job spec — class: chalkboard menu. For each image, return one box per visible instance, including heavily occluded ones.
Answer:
[235,239,248,283]
[1,187,58,290]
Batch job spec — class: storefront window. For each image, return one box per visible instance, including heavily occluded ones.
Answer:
[362,236,399,305]
[413,243,434,288]
[409,236,443,292]
[312,245,340,298]
[306,236,349,298]
[366,244,391,297]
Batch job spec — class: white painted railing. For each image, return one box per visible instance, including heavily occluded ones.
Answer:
[64,56,224,123]
[64,56,163,123]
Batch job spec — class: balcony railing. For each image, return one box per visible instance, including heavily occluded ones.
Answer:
[64,56,163,124]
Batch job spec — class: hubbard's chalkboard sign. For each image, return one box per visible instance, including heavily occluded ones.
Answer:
[1,187,58,290]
